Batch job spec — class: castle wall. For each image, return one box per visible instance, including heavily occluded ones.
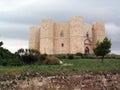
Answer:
[40,19,54,54]
[92,22,105,48]
[29,16,105,55]
[83,23,92,41]
[54,22,70,54]
[69,16,84,54]
[29,27,40,50]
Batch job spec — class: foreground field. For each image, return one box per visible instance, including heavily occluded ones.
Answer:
[0,59,120,89]
[0,59,120,75]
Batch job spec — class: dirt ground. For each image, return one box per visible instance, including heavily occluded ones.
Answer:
[0,72,120,90]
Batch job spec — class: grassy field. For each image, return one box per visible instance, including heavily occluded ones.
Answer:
[0,59,120,75]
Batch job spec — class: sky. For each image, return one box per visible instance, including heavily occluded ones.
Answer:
[0,0,120,54]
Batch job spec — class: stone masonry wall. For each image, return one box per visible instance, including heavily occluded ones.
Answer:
[54,22,70,54]
[29,27,40,50]
[40,19,54,54]
[29,16,105,54]
[83,23,93,54]
[69,16,85,54]
[92,22,105,48]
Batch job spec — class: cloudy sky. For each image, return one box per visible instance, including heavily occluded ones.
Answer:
[0,0,120,54]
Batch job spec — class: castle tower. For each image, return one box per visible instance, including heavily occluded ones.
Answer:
[92,22,105,48]
[40,19,54,54]
[54,22,70,54]
[29,27,40,50]
[69,16,84,54]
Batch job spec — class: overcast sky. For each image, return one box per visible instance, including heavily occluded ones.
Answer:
[0,0,120,54]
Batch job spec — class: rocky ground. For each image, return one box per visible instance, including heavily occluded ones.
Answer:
[0,72,120,90]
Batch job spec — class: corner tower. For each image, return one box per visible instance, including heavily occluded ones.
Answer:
[69,16,84,54]
[92,22,105,48]
[29,27,40,50]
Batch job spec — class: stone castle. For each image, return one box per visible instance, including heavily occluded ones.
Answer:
[29,16,105,54]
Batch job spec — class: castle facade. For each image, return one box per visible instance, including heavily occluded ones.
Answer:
[29,16,105,54]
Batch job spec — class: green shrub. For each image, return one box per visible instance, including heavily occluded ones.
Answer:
[7,58,24,66]
[0,47,14,59]
[74,56,81,59]
[54,54,67,59]
[67,54,74,59]
[40,54,47,61]
[82,54,97,59]
[0,59,7,66]
[44,56,60,65]
[34,61,43,65]
[0,58,24,66]
[22,54,39,64]
[115,55,120,59]
[15,49,41,64]
[76,52,83,58]
[104,54,120,59]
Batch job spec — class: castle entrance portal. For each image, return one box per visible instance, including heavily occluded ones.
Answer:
[85,47,89,54]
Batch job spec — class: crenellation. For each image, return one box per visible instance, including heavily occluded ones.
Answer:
[29,16,105,54]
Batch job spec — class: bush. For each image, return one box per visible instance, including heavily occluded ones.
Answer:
[74,56,81,59]
[22,54,39,64]
[44,56,60,65]
[15,49,41,64]
[0,59,7,66]
[82,54,97,59]
[67,54,74,59]
[115,55,120,59]
[76,52,83,57]
[0,47,14,59]
[0,58,24,66]
[40,54,47,61]
[104,54,120,59]
[54,54,67,59]
[7,58,24,66]
[34,60,43,65]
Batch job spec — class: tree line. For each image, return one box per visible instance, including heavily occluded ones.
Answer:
[0,37,112,66]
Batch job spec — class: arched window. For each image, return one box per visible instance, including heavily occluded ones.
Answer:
[60,31,64,37]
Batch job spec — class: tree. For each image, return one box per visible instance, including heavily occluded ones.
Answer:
[0,41,14,59]
[0,41,3,47]
[15,48,41,64]
[93,37,111,63]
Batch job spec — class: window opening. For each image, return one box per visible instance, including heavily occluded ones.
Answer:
[61,43,64,47]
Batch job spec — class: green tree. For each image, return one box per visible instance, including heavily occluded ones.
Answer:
[0,41,3,47]
[93,37,112,63]
[16,49,41,64]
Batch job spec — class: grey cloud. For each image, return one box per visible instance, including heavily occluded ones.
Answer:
[0,29,28,40]
[0,0,120,25]
[0,22,29,40]
[105,23,120,52]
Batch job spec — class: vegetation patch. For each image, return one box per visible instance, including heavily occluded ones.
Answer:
[0,59,119,75]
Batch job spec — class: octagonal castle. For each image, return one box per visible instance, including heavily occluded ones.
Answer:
[29,16,105,54]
